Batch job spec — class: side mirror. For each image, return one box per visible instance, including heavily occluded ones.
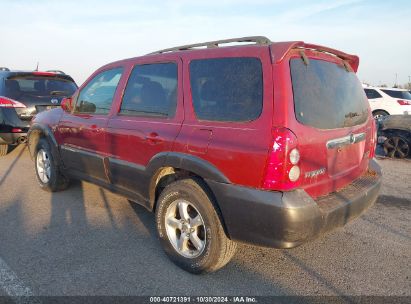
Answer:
[61,97,73,112]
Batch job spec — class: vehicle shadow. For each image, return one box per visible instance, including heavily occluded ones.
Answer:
[0,144,26,188]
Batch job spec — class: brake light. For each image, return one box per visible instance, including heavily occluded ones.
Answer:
[32,71,56,76]
[397,99,411,105]
[369,118,377,158]
[0,96,26,108]
[262,128,301,191]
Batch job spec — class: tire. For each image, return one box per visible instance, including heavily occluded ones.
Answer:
[383,135,410,159]
[155,178,237,274]
[34,138,69,191]
[372,110,388,119]
[0,144,9,156]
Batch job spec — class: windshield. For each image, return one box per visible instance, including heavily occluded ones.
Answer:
[381,89,411,100]
[290,58,369,129]
[5,76,77,100]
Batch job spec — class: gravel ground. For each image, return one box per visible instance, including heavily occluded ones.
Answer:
[0,145,410,297]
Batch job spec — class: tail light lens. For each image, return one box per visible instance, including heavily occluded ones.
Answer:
[262,128,301,191]
[369,118,377,158]
[397,99,411,105]
[0,96,26,108]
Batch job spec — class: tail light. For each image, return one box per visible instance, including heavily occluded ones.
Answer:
[0,96,26,108]
[397,99,411,105]
[262,128,301,191]
[369,118,377,158]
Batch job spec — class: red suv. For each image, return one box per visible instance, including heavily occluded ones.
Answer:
[28,36,382,273]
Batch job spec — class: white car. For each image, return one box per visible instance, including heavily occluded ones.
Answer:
[363,85,411,118]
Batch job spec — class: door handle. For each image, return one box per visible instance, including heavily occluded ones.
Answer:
[145,132,163,144]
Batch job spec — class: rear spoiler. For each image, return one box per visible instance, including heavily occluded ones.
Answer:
[270,41,360,72]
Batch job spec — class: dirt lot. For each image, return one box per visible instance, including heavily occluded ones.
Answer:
[0,145,410,297]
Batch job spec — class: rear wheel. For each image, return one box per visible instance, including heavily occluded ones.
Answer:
[0,144,9,156]
[373,110,389,119]
[383,135,410,158]
[34,138,69,191]
[155,178,237,274]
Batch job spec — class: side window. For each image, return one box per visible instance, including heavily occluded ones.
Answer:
[189,57,263,122]
[364,89,382,99]
[76,68,123,115]
[120,63,177,117]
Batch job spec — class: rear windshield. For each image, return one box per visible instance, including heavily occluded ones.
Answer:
[290,58,368,129]
[381,89,411,100]
[4,76,77,100]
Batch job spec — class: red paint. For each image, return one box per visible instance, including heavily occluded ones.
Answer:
[35,40,374,199]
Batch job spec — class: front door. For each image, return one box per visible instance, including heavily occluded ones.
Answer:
[56,67,124,182]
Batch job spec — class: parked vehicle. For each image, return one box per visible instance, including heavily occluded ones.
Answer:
[28,36,382,273]
[0,68,77,156]
[363,85,411,119]
[377,115,411,158]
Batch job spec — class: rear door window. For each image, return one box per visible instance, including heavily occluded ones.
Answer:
[381,89,411,100]
[189,57,263,122]
[290,58,369,129]
[120,62,177,117]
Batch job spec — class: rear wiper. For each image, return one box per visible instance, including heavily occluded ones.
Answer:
[50,90,69,96]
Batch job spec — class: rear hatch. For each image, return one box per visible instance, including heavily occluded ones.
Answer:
[287,49,373,198]
[4,72,77,120]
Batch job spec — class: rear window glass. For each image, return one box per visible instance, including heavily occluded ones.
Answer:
[381,89,411,100]
[190,57,263,122]
[290,58,368,129]
[5,77,77,100]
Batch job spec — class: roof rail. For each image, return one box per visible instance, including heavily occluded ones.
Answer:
[46,70,66,74]
[0,67,10,71]
[148,36,272,55]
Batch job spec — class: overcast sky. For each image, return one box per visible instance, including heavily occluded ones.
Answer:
[1,0,410,86]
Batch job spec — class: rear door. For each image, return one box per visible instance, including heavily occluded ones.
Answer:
[106,56,183,199]
[56,67,124,182]
[284,50,372,198]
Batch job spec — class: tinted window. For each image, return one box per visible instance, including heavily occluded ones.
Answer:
[120,63,177,117]
[364,88,382,99]
[5,77,76,99]
[190,57,263,122]
[381,89,411,100]
[76,68,123,115]
[290,58,368,129]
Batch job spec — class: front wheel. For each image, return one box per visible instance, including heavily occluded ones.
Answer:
[34,138,69,191]
[155,178,237,274]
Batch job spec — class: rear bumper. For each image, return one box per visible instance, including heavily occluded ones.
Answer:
[0,132,28,145]
[207,158,382,248]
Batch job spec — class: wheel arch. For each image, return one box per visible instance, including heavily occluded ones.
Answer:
[145,152,231,235]
[28,124,60,164]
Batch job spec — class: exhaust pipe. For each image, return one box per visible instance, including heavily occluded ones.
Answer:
[17,136,27,144]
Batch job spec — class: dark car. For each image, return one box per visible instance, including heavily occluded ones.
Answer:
[0,67,77,156]
[378,115,411,158]
[28,36,381,273]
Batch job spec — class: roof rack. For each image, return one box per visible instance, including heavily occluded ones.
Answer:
[0,67,10,71]
[148,36,271,55]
